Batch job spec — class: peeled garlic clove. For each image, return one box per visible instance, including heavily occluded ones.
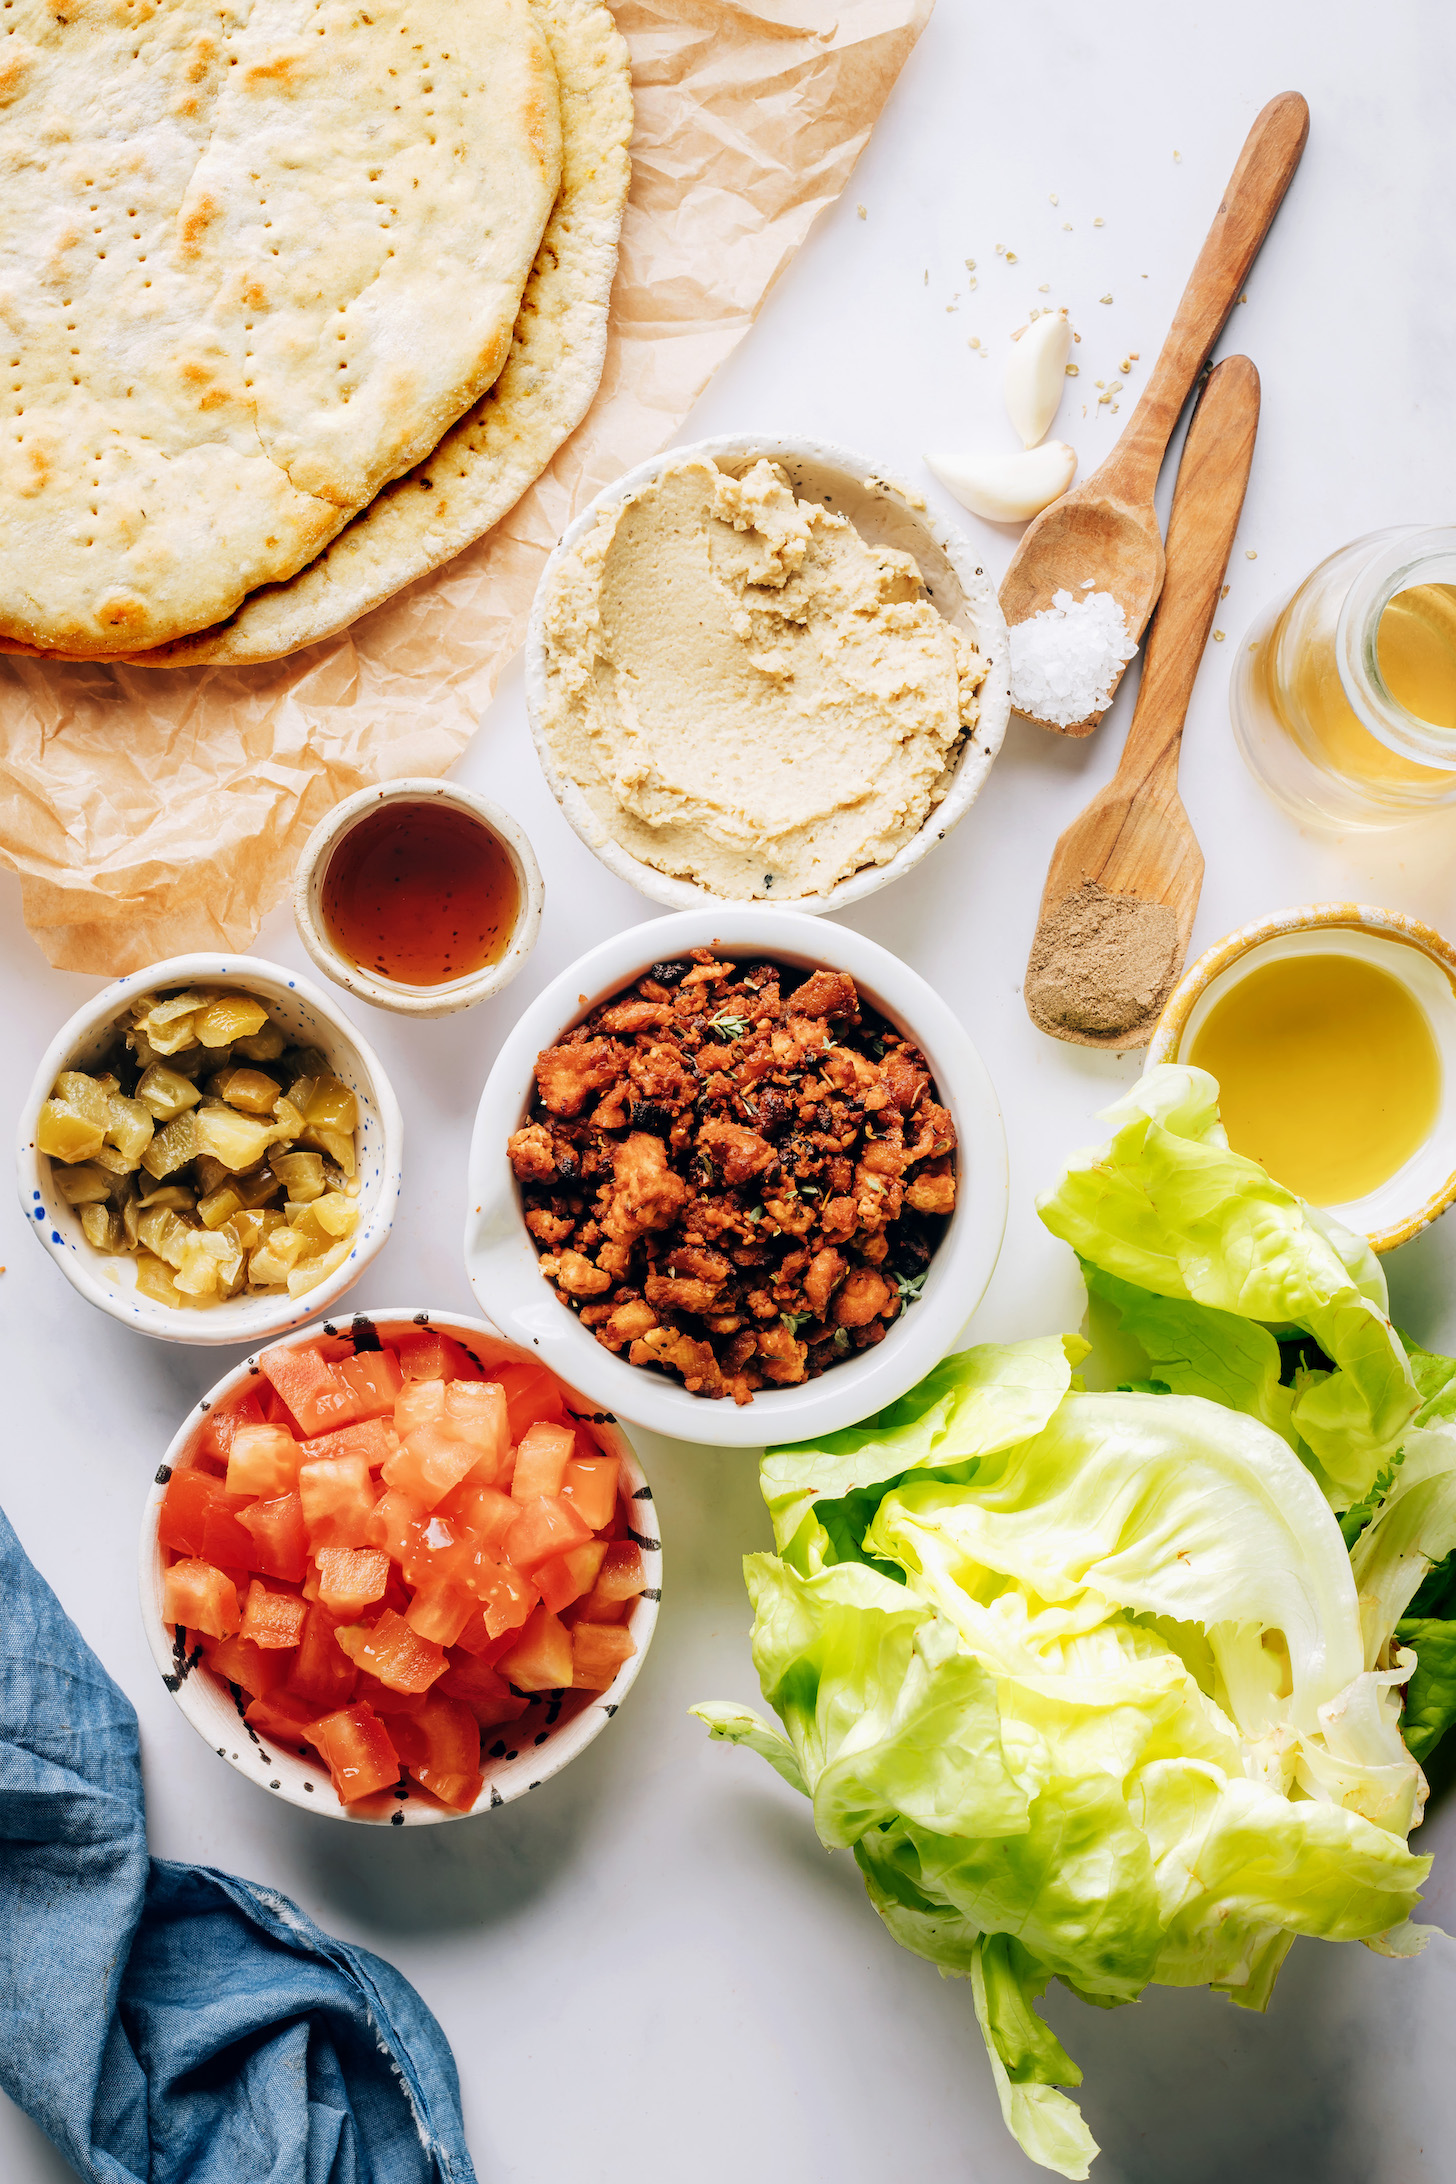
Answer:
[924,443,1076,524]
[1004,311,1072,446]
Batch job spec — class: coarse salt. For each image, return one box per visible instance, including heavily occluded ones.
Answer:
[1009,588,1136,726]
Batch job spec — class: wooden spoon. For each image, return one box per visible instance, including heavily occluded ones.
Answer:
[1001,90,1305,736]
[1023,354,1260,1050]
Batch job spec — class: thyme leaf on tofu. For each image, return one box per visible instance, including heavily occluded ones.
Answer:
[708,1011,752,1042]
[894,1269,928,1304]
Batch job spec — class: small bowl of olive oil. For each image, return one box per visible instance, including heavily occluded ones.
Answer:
[293,780,544,1018]
[1147,904,1456,1253]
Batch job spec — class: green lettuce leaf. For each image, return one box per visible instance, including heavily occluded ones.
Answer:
[760,1335,1084,1566]
[1403,1335,1456,1424]
[1036,1066,1418,1507]
[741,1554,1027,1848]
[1348,1424,1456,1660]
[972,1934,1098,2181]
[1393,1619,1456,1761]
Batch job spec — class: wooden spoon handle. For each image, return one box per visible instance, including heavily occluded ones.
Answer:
[1116,354,1260,795]
[1097,92,1305,502]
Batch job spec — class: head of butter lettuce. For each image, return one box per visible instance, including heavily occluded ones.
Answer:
[692,1068,1456,2179]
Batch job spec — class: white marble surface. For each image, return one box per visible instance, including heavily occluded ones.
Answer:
[5,3,1456,2177]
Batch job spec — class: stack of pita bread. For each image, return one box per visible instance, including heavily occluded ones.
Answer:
[0,0,631,666]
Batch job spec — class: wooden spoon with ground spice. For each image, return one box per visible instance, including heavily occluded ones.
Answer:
[1024,354,1260,1050]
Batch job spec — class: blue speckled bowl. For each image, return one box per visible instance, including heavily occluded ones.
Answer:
[17,953,403,1346]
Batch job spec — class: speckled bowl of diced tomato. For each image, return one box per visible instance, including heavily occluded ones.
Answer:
[139,1308,660,1824]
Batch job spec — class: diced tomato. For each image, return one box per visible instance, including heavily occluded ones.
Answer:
[311,1702,401,1804]
[535,1538,609,1616]
[400,1512,471,1591]
[395,1331,486,1383]
[206,1630,288,1698]
[369,1485,427,1565]
[510,1420,576,1502]
[244,1691,320,1749]
[441,1381,510,1466]
[259,1382,299,1430]
[315,1545,390,1617]
[441,1483,518,1560]
[465,1557,540,1639]
[238,1491,309,1584]
[298,1417,398,1471]
[437,1653,529,1728]
[163,1557,240,1639]
[338,1346,404,1419]
[451,1615,518,1663]
[499,1604,574,1693]
[352,1670,428,1717]
[158,1468,255,1567]
[391,1383,510,1488]
[335,1608,446,1694]
[577,1539,648,1617]
[572,1621,637,1690]
[382,1422,481,1510]
[298,1454,378,1550]
[226,1423,302,1499]
[197,1390,264,1465]
[496,1360,565,1441]
[557,1454,620,1532]
[571,1593,626,1625]
[390,1694,483,1811]
[395,1379,445,1437]
[240,1578,307,1650]
[405,1580,477,1647]
[287,1602,358,1710]
[394,1328,454,1382]
[258,1342,364,1437]
[504,1494,592,1574]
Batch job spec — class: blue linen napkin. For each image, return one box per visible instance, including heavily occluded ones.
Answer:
[0,1507,477,2184]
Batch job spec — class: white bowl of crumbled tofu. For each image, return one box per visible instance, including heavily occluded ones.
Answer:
[464,909,1008,1448]
[524,434,1012,916]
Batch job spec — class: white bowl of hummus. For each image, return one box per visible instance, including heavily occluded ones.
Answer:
[524,435,1012,913]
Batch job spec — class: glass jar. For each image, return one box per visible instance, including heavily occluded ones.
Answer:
[1231,526,1456,829]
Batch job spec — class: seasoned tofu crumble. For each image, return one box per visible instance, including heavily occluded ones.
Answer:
[507,949,957,1403]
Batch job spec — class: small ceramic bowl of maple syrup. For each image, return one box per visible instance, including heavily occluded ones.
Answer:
[293,780,544,1019]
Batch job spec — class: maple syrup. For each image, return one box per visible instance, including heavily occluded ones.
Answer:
[320,800,520,987]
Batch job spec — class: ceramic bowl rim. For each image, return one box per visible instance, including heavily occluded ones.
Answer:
[463,906,1008,1447]
[1146,900,1456,1253]
[16,952,403,1344]
[291,777,545,1019]
[522,430,1013,916]
[138,1305,660,1825]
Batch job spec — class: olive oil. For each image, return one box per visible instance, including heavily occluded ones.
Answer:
[1187,952,1441,1205]
[321,801,520,986]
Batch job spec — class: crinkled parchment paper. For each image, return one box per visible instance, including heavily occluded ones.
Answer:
[0,0,931,974]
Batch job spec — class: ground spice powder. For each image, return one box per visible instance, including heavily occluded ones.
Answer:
[1026,877,1180,1037]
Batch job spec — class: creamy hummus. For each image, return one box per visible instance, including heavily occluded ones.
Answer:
[536,455,986,899]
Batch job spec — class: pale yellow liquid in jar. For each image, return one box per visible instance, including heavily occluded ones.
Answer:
[1377,581,1456,729]
[1187,953,1441,1205]
[1260,585,1456,796]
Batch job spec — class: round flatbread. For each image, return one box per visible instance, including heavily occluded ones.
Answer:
[106,0,633,669]
[0,0,561,655]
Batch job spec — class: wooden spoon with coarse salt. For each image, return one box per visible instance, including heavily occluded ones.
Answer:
[1023,354,1259,1050]
[1001,90,1306,737]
